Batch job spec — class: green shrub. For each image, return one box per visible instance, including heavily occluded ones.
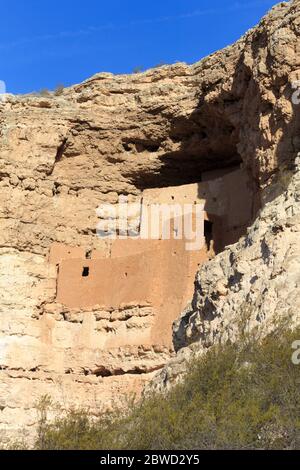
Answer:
[54,84,64,96]
[34,327,300,450]
[132,66,143,74]
[39,88,51,97]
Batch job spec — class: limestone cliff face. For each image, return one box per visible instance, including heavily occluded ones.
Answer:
[0,0,300,442]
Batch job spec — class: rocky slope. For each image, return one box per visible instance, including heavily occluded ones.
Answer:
[149,154,300,391]
[0,0,300,442]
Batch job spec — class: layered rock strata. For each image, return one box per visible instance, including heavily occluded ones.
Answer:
[0,0,300,442]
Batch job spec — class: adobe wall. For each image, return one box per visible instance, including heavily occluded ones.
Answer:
[48,242,87,265]
[142,167,253,249]
[56,249,162,309]
[201,167,253,246]
[54,237,210,348]
[52,167,254,349]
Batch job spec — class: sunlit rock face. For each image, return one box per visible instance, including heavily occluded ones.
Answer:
[147,0,300,394]
[1,0,300,443]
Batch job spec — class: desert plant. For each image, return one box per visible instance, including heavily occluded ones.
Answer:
[54,84,65,96]
[33,327,300,450]
[39,88,51,97]
[132,66,143,74]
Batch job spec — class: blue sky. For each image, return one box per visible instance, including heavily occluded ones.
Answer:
[0,0,279,94]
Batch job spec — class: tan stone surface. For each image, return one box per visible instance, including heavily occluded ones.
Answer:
[1,0,300,444]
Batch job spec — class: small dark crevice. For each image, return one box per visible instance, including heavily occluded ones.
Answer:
[228,272,243,288]
[122,142,132,152]
[250,275,259,285]
[55,138,68,163]
[91,365,163,377]
[122,139,161,154]
[52,182,61,196]
[136,142,160,153]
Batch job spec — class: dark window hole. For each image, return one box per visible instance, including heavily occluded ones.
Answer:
[204,220,213,251]
[82,267,90,277]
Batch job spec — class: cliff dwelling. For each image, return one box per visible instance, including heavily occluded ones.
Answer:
[0,91,256,443]
[48,166,254,352]
[0,34,269,442]
[1,0,300,447]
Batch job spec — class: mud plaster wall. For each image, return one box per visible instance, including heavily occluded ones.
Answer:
[54,239,210,347]
[142,168,254,248]
[53,167,254,347]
